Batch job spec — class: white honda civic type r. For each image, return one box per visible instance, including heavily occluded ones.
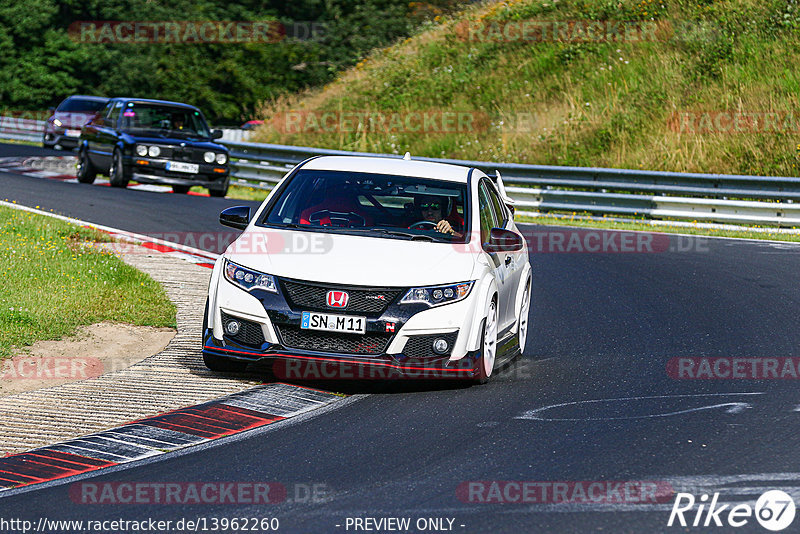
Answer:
[202,155,531,383]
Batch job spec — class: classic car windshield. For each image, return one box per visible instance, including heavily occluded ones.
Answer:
[57,98,107,112]
[118,103,212,138]
[260,170,469,242]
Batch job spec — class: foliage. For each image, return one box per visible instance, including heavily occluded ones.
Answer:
[0,0,459,122]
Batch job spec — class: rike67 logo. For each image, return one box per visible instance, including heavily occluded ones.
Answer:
[668,490,796,531]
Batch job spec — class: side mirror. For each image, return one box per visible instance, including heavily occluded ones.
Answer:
[483,228,523,253]
[219,206,251,230]
[211,129,224,139]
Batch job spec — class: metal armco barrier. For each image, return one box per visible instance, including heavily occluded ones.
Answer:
[223,140,800,227]
[2,118,796,226]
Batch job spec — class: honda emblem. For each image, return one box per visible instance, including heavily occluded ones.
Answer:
[326,290,349,308]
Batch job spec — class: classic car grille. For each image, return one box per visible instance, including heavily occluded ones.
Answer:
[402,331,459,359]
[276,325,392,355]
[220,311,265,347]
[280,279,403,315]
[171,147,196,162]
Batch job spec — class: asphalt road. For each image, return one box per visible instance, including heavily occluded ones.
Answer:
[1,143,799,533]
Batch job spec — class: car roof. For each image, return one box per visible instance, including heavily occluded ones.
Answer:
[112,97,199,110]
[301,156,473,183]
[62,95,108,102]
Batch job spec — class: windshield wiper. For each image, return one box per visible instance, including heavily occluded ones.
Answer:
[367,228,437,241]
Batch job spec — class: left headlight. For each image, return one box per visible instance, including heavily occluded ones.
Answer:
[224,260,277,293]
[400,281,474,307]
[216,153,227,165]
[204,151,216,163]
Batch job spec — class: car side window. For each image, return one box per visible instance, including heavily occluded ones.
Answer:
[478,182,495,245]
[97,102,114,125]
[485,181,507,228]
[106,101,123,129]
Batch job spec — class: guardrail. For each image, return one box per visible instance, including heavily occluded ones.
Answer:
[2,118,795,227]
[0,115,43,143]
[222,140,800,227]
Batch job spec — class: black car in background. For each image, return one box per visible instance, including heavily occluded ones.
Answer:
[76,98,230,196]
[43,95,109,150]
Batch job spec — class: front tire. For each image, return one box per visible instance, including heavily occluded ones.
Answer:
[208,178,229,198]
[108,149,130,188]
[475,297,498,385]
[76,147,97,184]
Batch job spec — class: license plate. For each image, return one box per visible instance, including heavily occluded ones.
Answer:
[166,161,199,173]
[301,311,366,334]
[65,129,81,137]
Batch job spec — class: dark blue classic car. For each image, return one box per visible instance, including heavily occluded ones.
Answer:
[77,98,230,196]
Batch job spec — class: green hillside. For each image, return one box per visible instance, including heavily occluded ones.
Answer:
[252,0,800,177]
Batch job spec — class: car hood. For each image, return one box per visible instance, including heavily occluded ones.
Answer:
[53,112,98,128]
[224,228,477,287]
[119,134,225,150]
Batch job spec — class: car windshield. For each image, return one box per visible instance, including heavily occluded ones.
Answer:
[118,103,212,138]
[260,170,469,243]
[57,98,107,112]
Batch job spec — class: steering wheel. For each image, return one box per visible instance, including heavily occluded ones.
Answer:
[308,210,366,227]
[409,220,437,230]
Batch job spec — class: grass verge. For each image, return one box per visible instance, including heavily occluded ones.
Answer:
[251,0,800,178]
[188,184,272,202]
[0,205,177,359]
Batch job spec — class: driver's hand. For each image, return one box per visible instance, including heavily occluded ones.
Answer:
[435,220,455,235]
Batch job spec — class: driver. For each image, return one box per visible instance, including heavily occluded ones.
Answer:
[414,195,462,237]
[172,115,185,130]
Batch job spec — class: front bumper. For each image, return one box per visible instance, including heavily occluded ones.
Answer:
[131,158,228,187]
[203,275,483,380]
[202,333,481,380]
[43,131,80,148]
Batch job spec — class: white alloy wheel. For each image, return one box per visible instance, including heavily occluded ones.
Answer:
[482,299,498,378]
[517,279,531,354]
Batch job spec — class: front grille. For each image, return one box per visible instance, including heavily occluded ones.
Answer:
[403,331,459,359]
[220,311,265,347]
[276,325,392,355]
[280,279,403,315]
[169,147,205,163]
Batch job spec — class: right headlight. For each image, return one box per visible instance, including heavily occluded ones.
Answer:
[400,281,474,307]
[223,260,277,293]
[136,145,148,156]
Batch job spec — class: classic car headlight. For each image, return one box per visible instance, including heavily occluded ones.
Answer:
[53,118,63,127]
[136,145,148,156]
[216,153,227,165]
[148,146,161,158]
[224,260,277,293]
[400,281,474,307]
[204,151,216,163]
